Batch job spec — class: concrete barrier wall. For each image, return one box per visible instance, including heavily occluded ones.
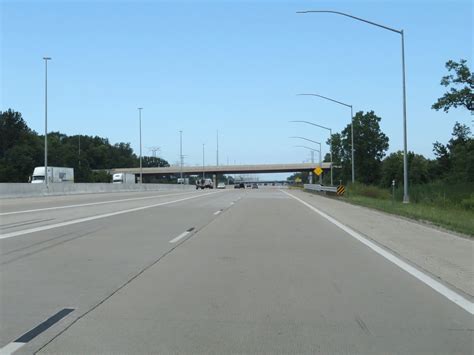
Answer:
[0,183,195,199]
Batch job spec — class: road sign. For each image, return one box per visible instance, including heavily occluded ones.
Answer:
[314,167,323,176]
[336,185,345,196]
[295,177,302,183]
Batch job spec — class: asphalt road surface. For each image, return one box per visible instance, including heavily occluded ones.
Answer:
[0,188,472,354]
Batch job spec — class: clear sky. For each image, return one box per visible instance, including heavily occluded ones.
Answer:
[1,0,472,175]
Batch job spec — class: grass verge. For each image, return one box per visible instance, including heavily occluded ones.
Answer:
[342,183,474,237]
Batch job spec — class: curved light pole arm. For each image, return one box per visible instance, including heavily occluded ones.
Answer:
[293,145,320,153]
[289,136,321,146]
[296,10,401,34]
[297,93,351,108]
[290,120,331,131]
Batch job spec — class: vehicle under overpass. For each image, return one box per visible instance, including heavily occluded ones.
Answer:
[109,162,331,178]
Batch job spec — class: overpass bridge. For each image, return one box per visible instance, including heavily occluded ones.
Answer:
[109,163,331,177]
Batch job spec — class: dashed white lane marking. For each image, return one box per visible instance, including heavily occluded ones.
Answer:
[0,192,220,241]
[0,191,197,216]
[281,189,474,315]
[0,308,74,355]
[0,342,23,355]
[213,210,222,215]
[169,231,191,244]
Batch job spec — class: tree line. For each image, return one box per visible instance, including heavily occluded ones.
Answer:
[289,59,473,187]
[0,109,169,183]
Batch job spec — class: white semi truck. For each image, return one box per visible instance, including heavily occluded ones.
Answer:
[31,167,74,183]
[112,172,136,184]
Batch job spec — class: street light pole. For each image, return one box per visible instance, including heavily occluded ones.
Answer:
[43,57,51,187]
[350,105,354,184]
[216,130,219,166]
[297,10,409,202]
[401,30,409,203]
[290,120,333,185]
[138,108,143,184]
[202,143,205,179]
[179,130,183,183]
[296,93,354,184]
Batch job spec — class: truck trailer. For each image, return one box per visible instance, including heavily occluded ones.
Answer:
[31,167,74,183]
[112,173,136,184]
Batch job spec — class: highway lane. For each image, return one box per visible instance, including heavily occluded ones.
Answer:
[0,190,217,238]
[1,188,472,354]
[0,188,198,215]
[0,188,241,353]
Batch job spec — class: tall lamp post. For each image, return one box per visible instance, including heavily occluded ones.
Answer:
[294,145,321,184]
[297,10,409,202]
[43,57,51,187]
[179,130,183,184]
[216,130,219,166]
[202,143,205,179]
[297,93,354,184]
[289,137,323,184]
[290,119,334,185]
[138,108,143,184]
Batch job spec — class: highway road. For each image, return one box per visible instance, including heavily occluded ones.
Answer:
[0,188,472,354]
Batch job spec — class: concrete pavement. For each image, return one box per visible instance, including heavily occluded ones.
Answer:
[290,189,473,297]
[0,188,472,354]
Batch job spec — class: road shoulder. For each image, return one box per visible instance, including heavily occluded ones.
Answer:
[288,189,473,298]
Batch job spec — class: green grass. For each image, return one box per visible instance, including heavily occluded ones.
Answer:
[342,182,474,237]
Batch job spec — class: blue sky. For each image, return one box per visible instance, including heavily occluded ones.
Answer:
[1,0,472,175]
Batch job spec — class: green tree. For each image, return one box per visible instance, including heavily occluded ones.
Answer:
[142,156,169,168]
[0,109,43,182]
[381,151,430,187]
[0,109,33,158]
[328,111,389,185]
[0,109,171,182]
[433,122,473,182]
[432,59,473,112]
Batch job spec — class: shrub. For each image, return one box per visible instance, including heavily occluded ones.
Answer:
[460,194,474,210]
[347,182,391,200]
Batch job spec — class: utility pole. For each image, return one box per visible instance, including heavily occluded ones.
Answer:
[202,144,205,179]
[43,57,51,187]
[179,130,183,183]
[216,130,219,166]
[138,108,143,184]
[78,135,81,167]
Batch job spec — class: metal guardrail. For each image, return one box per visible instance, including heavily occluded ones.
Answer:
[303,184,338,193]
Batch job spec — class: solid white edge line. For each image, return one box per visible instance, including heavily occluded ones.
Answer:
[0,191,220,240]
[0,191,197,216]
[169,231,191,244]
[213,210,222,215]
[0,341,25,355]
[280,189,474,315]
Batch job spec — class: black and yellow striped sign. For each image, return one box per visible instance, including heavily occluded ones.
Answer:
[336,185,345,196]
